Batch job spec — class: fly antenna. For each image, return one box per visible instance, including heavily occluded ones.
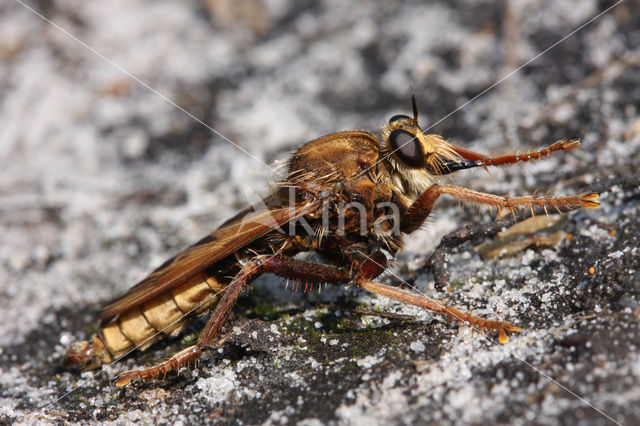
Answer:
[411,94,419,126]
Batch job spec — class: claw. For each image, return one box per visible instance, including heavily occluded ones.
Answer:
[497,324,522,344]
[581,193,600,209]
[114,371,137,387]
[560,137,582,150]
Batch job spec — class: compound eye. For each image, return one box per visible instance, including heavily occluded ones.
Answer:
[388,114,412,125]
[389,129,425,168]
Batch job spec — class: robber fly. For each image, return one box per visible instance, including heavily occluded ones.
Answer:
[63,97,598,386]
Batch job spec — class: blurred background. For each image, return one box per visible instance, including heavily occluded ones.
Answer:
[1,0,639,424]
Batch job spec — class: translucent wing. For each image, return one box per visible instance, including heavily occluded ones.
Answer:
[99,196,319,322]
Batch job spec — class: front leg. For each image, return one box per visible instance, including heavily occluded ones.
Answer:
[450,137,582,167]
[400,183,598,234]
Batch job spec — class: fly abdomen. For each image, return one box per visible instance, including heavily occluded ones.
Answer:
[63,272,227,370]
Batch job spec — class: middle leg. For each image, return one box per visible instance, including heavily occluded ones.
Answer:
[357,279,521,343]
[352,252,520,343]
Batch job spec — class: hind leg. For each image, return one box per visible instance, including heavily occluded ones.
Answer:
[114,255,349,385]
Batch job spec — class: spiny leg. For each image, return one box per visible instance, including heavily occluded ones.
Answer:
[354,252,521,343]
[114,260,259,386]
[357,279,520,343]
[256,255,349,283]
[400,182,597,289]
[353,253,519,343]
[436,184,599,213]
[450,137,582,167]
[401,183,598,234]
[114,255,349,386]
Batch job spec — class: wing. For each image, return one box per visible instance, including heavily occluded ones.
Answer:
[99,195,320,322]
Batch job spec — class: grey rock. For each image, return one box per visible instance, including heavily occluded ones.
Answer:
[1,1,639,424]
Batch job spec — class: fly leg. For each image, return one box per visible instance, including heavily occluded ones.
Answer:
[450,137,583,167]
[395,184,596,340]
[256,255,350,284]
[357,279,521,343]
[353,254,520,343]
[114,258,262,386]
[388,182,597,341]
[400,183,598,234]
[115,255,349,386]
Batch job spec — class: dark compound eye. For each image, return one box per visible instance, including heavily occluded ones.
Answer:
[388,114,412,124]
[388,129,425,168]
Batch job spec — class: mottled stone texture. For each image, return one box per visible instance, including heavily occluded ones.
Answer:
[1,1,639,424]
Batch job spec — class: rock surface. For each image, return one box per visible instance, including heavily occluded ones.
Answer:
[1,1,639,424]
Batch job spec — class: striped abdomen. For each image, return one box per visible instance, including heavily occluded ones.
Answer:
[63,272,227,370]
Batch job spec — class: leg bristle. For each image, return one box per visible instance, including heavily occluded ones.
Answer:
[114,345,202,387]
